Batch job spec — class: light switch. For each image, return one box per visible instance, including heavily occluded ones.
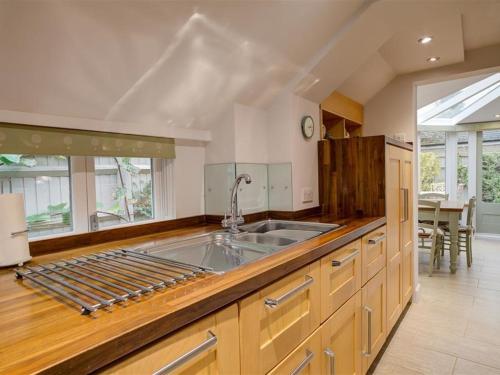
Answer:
[301,187,313,203]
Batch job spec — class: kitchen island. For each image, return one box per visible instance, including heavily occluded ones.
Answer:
[0,215,385,374]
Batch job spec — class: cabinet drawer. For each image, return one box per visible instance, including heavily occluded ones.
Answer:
[362,267,387,374]
[239,261,321,375]
[99,304,240,375]
[320,290,362,375]
[321,240,362,322]
[267,328,321,375]
[362,226,387,285]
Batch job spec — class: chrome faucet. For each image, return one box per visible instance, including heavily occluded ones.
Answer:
[222,173,252,233]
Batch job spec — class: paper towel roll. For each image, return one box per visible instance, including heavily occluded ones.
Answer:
[0,193,31,267]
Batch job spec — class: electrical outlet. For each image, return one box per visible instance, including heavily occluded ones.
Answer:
[301,187,313,203]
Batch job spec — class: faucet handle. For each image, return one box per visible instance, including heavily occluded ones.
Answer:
[237,209,245,224]
[222,211,229,227]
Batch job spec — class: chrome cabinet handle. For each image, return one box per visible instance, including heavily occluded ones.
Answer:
[401,188,409,222]
[368,234,386,245]
[265,275,314,308]
[331,249,359,267]
[324,348,336,375]
[290,349,314,375]
[152,331,217,375]
[362,306,373,357]
[11,229,29,237]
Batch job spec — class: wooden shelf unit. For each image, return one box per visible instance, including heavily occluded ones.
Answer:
[320,91,364,139]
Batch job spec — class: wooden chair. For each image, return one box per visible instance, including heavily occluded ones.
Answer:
[418,199,444,276]
[442,196,476,267]
[419,192,449,200]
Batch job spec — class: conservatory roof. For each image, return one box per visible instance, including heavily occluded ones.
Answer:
[418,73,500,126]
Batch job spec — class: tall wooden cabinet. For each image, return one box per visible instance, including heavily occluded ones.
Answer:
[318,135,414,335]
[386,145,414,330]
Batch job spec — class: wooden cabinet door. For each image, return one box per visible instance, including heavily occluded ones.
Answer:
[361,268,387,374]
[320,291,362,375]
[361,226,387,285]
[268,328,321,375]
[386,146,403,332]
[100,304,240,375]
[239,261,320,375]
[320,240,362,322]
[402,149,414,306]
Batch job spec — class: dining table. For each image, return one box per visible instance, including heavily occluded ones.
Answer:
[418,200,467,274]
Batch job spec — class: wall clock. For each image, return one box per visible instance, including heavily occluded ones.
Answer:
[301,115,315,139]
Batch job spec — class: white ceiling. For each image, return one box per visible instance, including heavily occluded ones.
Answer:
[417,72,500,124]
[461,96,500,124]
[334,0,500,105]
[417,73,491,108]
[1,0,500,134]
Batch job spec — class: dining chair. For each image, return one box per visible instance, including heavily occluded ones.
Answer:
[442,196,476,267]
[419,192,449,200]
[418,199,444,276]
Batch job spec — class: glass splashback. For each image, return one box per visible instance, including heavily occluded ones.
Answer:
[204,162,292,215]
[268,163,293,211]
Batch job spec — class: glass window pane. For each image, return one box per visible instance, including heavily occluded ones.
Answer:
[0,154,72,238]
[481,130,500,203]
[419,131,446,193]
[457,132,469,201]
[95,157,153,228]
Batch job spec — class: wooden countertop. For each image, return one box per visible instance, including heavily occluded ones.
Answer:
[0,215,385,374]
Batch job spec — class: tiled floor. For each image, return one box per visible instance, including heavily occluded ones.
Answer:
[374,238,500,375]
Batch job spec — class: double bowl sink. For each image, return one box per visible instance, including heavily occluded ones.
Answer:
[131,220,342,273]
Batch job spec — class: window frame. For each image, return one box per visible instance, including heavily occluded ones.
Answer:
[12,155,175,242]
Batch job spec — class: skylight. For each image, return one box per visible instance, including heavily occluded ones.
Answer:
[418,73,500,126]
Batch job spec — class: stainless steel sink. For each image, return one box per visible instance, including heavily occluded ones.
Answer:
[130,220,342,274]
[240,220,341,242]
[234,233,296,247]
[132,232,270,274]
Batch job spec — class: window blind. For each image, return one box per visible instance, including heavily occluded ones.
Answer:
[0,123,175,158]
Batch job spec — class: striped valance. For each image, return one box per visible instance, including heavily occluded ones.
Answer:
[0,123,175,159]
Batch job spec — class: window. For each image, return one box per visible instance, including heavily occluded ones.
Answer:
[420,131,446,192]
[0,124,175,239]
[0,154,72,238]
[481,130,500,203]
[94,157,154,228]
[457,132,469,201]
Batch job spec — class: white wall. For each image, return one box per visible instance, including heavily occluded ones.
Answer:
[204,109,235,164]
[174,143,205,218]
[267,93,320,211]
[234,104,268,163]
[290,95,320,211]
[364,44,500,141]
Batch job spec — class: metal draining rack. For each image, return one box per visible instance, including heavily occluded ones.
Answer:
[15,249,212,315]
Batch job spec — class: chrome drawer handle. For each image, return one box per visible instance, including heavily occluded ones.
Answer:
[324,348,336,375]
[362,306,373,357]
[290,349,314,375]
[264,275,314,308]
[368,234,386,245]
[152,330,217,375]
[331,249,359,267]
[11,229,29,237]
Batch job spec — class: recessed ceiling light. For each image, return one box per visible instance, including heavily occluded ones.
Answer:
[427,56,440,62]
[418,36,433,44]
